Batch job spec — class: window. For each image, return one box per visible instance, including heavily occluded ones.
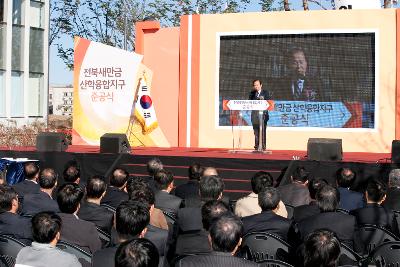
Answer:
[0,71,5,117]
[0,0,4,22]
[29,28,43,73]
[11,72,24,117]
[12,0,24,25]
[28,73,43,116]
[30,1,44,28]
[49,94,52,100]
[12,25,24,71]
[0,23,5,69]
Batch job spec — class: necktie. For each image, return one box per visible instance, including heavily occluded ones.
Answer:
[295,79,304,98]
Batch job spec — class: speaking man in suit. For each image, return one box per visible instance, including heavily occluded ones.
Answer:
[249,79,270,151]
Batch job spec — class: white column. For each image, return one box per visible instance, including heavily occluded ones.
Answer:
[5,0,12,118]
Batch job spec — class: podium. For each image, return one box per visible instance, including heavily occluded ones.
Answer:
[223,99,274,153]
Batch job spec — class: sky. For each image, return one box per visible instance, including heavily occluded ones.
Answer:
[48,0,391,86]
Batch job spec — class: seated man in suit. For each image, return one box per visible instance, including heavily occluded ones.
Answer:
[174,163,204,200]
[77,176,114,234]
[350,179,399,236]
[296,185,357,250]
[63,164,81,184]
[145,158,164,191]
[154,169,182,217]
[0,185,32,244]
[278,166,311,207]
[242,187,292,240]
[101,168,129,209]
[13,162,40,197]
[383,168,400,211]
[22,168,59,215]
[337,168,364,211]
[235,171,287,218]
[115,239,159,267]
[303,230,341,267]
[180,215,258,266]
[92,200,150,267]
[16,212,81,267]
[57,183,101,253]
[293,178,328,223]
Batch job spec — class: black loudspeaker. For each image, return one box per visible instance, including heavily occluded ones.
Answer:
[307,138,342,161]
[392,140,400,163]
[36,132,68,152]
[100,133,131,153]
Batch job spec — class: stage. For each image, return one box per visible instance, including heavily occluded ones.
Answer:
[0,146,396,200]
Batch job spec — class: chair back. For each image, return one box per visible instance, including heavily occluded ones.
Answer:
[56,240,92,265]
[0,235,26,267]
[369,241,400,266]
[162,211,177,225]
[242,232,291,263]
[258,258,294,267]
[336,208,350,214]
[356,224,399,255]
[100,204,116,213]
[339,242,361,266]
[96,227,111,248]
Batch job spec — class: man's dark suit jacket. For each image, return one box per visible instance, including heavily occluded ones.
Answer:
[12,179,40,196]
[77,201,114,234]
[249,89,270,125]
[100,186,128,209]
[92,246,117,267]
[273,76,322,101]
[21,191,59,215]
[297,211,357,249]
[293,201,320,223]
[350,203,400,236]
[383,187,400,211]
[338,187,365,211]
[145,224,169,257]
[174,180,199,200]
[58,213,101,254]
[242,210,292,241]
[155,190,182,216]
[0,212,32,245]
[278,182,311,207]
[179,252,259,267]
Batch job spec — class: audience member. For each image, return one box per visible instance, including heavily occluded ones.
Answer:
[296,185,357,250]
[303,229,340,267]
[92,201,150,267]
[146,158,164,190]
[174,163,204,200]
[154,170,182,217]
[235,171,287,218]
[293,178,328,223]
[115,239,159,267]
[22,168,60,215]
[242,187,292,240]
[57,183,101,253]
[336,168,364,211]
[202,167,218,177]
[63,165,81,184]
[278,166,311,207]
[383,169,400,211]
[13,162,40,196]
[101,168,129,209]
[350,179,399,235]
[0,185,32,244]
[16,212,81,267]
[202,200,231,231]
[179,215,258,266]
[77,176,114,234]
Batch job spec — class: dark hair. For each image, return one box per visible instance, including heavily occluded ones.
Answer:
[209,215,243,253]
[304,229,340,267]
[316,185,339,212]
[56,183,84,213]
[251,171,273,194]
[308,178,329,200]
[292,167,309,183]
[32,212,62,243]
[116,201,150,240]
[128,183,155,207]
[252,79,262,85]
[154,170,174,190]
[39,168,58,189]
[0,185,17,212]
[110,168,129,188]
[115,238,159,267]
[63,165,80,183]
[366,179,387,203]
[86,176,107,199]
[288,47,307,62]
[201,200,230,231]
[337,168,355,188]
[24,162,40,180]
[146,158,163,177]
[188,163,203,181]
[258,187,280,211]
[199,175,224,201]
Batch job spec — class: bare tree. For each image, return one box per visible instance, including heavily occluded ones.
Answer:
[283,0,290,10]
[303,0,309,10]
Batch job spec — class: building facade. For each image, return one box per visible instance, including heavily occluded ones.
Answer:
[48,85,73,116]
[0,0,49,125]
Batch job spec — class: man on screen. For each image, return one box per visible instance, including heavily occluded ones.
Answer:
[274,47,322,101]
[249,79,270,151]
